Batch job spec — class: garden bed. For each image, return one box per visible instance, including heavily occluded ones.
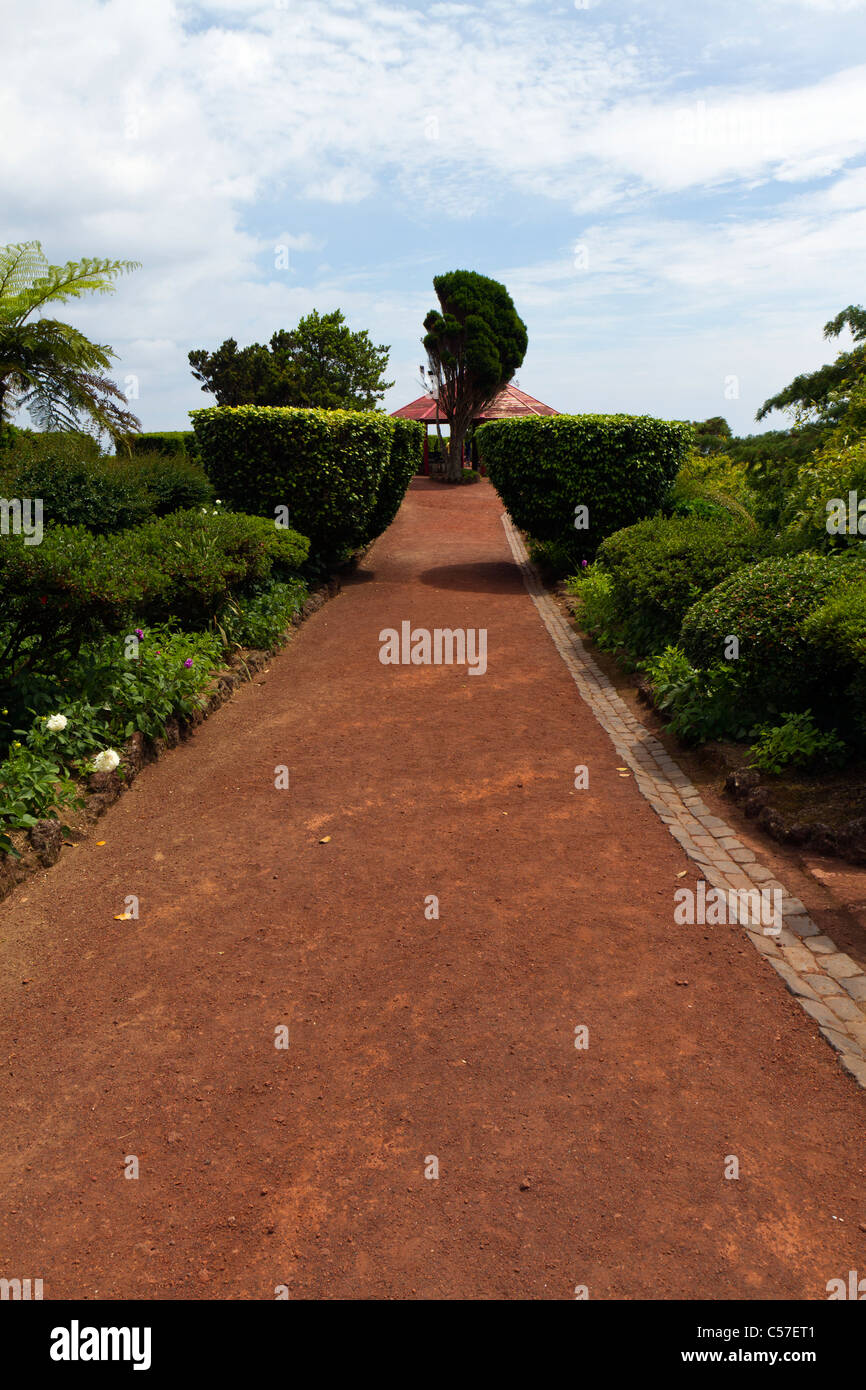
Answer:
[0,575,341,906]
[562,586,866,869]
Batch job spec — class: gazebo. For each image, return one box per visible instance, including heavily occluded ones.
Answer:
[391,384,558,475]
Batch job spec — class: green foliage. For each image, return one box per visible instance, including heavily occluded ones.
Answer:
[725,424,831,530]
[0,240,141,441]
[365,417,424,539]
[0,510,309,682]
[595,515,761,657]
[667,447,756,524]
[680,552,866,709]
[123,430,199,460]
[0,742,81,854]
[0,627,224,851]
[459,467,480,484]
[781,381,866,551]
[478,413,692,563]
[189,311,393,411]
[802,581,866,745]
[423,270,527,480]
[757,304,866,426]
[216,579,308,650]
[0,432,213,531]
[565,564,623,650]
[748,711,846,775]
[691,417,733,455]
[191,405,392,562]
[642,647,752,743]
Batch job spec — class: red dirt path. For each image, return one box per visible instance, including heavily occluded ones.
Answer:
[0,478,864,1300]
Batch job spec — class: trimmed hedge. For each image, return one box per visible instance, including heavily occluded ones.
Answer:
[366,417,425,540]
[476,414,692,562]
[596,515,761,656]
[191,406,396,562]
[121,430,199,460]
[680,553,866,709]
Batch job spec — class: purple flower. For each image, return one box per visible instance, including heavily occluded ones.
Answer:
[581,559,588,568]
[135,628,144,639]
[184,658,193,668]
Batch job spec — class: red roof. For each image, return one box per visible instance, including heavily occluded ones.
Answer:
[391,384,558,423]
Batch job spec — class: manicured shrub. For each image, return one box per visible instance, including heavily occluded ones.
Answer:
[115,452,214,516]
[476,414,692,562]
[365,417,424,541]
[596,515,761,656]
[191,405,393,562]
[0,431,148,532]
[680,553,866,709]
[0,525,147,680]
[802,582,866,744]
[122,430,199,460]
[118,510,309,627]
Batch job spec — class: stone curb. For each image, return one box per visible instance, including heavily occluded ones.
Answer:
[501,513,866,1093]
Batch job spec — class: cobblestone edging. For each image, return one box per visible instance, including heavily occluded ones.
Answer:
[501,513,866,1092]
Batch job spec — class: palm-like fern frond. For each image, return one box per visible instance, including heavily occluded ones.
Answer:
[0,241,141,441]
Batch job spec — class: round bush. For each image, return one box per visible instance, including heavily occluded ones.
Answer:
[597,514,760,656]
[680,553,866,707]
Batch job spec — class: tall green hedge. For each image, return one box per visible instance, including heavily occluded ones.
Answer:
[191,406,397,562]
[477,414,692,560]
[366,417,425,540]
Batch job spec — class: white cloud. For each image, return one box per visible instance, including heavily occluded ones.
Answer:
[2,0,866,428]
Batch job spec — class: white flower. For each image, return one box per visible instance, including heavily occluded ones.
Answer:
[91,748,121,773]
[45,714,68,732]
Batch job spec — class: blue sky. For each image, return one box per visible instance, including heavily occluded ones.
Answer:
[3,0,866,433]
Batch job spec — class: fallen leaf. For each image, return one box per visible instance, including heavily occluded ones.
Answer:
[616,766,628,771]
[96,841,106,846]
[319,836,331,843]
[113,912,135,921]
[676,870,687,878]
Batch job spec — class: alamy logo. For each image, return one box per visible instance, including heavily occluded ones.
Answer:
[379,622,487,675]
[674,883,782,934]
[826,1270,866,1299]
[0,1276,43,1299]
[49,1320,152,1371]
[0,497,43,545]
[826,491,866,535]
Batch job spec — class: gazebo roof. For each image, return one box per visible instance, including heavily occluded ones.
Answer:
[391,384,558,423]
